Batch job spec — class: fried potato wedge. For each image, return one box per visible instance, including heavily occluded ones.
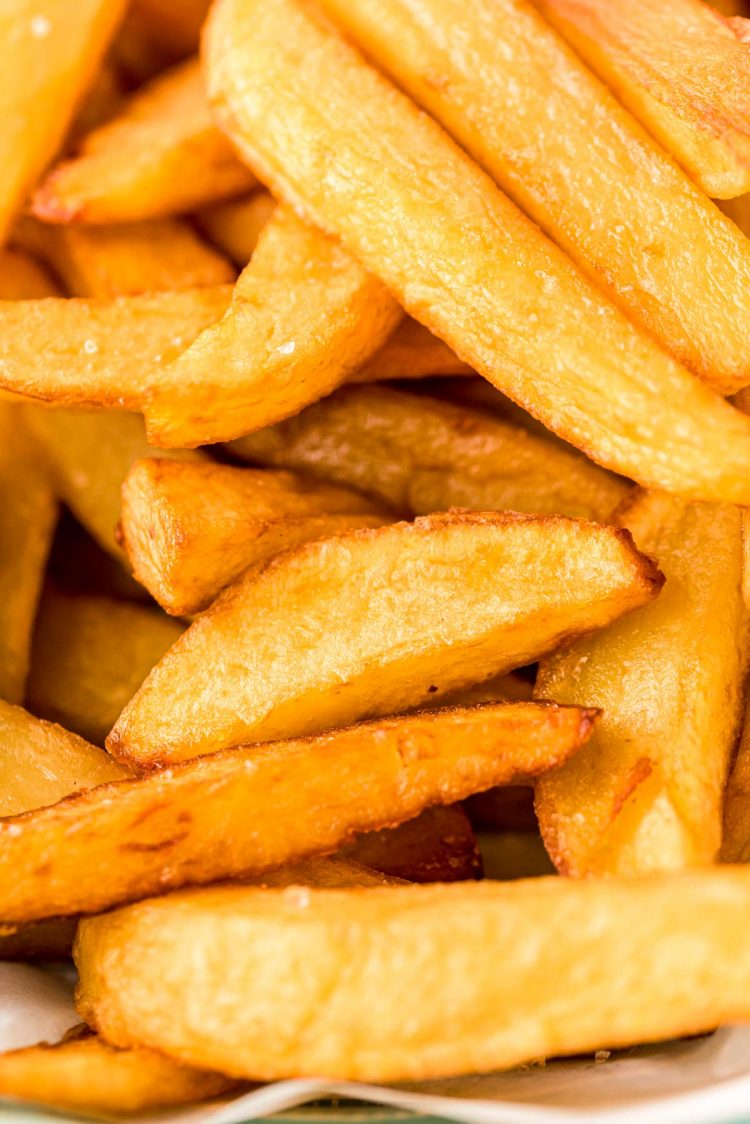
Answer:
[537,0,750,200]
[0,1034,236,1114]
[33,58,255,224]
[0,248,58,301]
[108,512,659,765]
[321,0,750,390]
[0,287,231,408]
[0,700,127,819]
[197,191,277,266]
[0,918,78,962]
[230,386,628,522]
[76,867,750,1081]
[0,407,57,703]
[27,589,184,746]
[144,208,402,447]
[0,702,592,922]
[24,410,202,558]
[15,217,234,298]
[206,0,750,502]
[0,0,126,242]
[535,490,746,876]
[343,805,481,883]
[121,458,386,615]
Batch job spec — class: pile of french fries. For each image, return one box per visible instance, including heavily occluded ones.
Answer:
[5,0,750,1114]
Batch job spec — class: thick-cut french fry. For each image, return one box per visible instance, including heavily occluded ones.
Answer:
[258,856,404,889]
[108,512,660,765]
[0,0,126,243]
[76,868,750,1081]
[0,248,58,301]
[144,208,403,447]
[15,217,234,298]
[320,0,750,391]
[0,700,127,819]
[537,0,750,200]
[723,696,750,860]
[354,319,472,382]
[0,1034,237,1114]
[344,805,481,883]
[121,458,387,616]
[0,918,78,962]
[196,191,277,266]
[0,407,57,703]
[205,0,750,502]
[230,386,628,522]
[24,410,202,558]
[27,589,184,746]
[0,702,594,922]
[535,491,745,876]
[33,58,255,224]
[0,287,231,407]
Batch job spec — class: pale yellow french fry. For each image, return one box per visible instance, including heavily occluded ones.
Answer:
[144,207,402,447]
[75,868,750,1081]
[33,58,255,224]
[205,0,750,503]
[229,385,628,522]
[536,0,750,200]
[320,0,750,392]
[121,458,387,615]
[107,512,660,766]
[0,0,126,242]
[27,589,184,746]
[15,216,234,297]
[535,490,745,876]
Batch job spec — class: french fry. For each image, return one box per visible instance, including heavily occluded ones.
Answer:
[343,805,481,883]
[0,0,126,243]
[27,589,185,746]
[0,407,57,703]
[0,702,594,922]
[205,0,750,502]
[120,458,387,616]
[536,0,750,200]
[320,0,750,391]
[0,287,232,407]
[0,700,127,819]
[23,409,202,558]
[0,248,58,301]
[229,386,628,522]
[257,855,405,889]
[196,191,278,266]
[33,58,255,224]
[143,207,403,447]
[535,491,745,876]
[15,217,235,298]
[722,696,750,860]
[0,1033,237,1114]
[108,512,660,765]
[76,867,750,1081]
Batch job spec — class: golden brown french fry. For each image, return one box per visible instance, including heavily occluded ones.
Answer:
[15,216,235,297]
[230,386,628,522]
[108,512,660,765]
[33,58,255,224]
[27,589,184,746]
[24,409,202,558]
[0,1033,237,1114]
[354,319,472,382]
[535,491,745,876]
[144,207,403,447]
[0,702,594,921]
[722,696,750,860]
[320,0,750,392]
[439,672,534,708]
[196,190,277,266]
[121,458,387,615]
[205,0,750,502]
[344,805,481,883]
[76,867,750,1081]
[0,0,126,243]
[0,407,57,703]
[258,855,405,889]
[0,700,127,818]
[0,918,78,961]
[0,247,58,300]
[536,0,750,200]
[0,287,231,407]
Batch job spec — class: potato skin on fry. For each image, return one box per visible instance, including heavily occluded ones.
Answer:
[76,868,750,1081]
[121,458,386,616]
[108,512,660,764]
[206,0,750,503]
[535,491,746,876]
[0,703,593,922]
